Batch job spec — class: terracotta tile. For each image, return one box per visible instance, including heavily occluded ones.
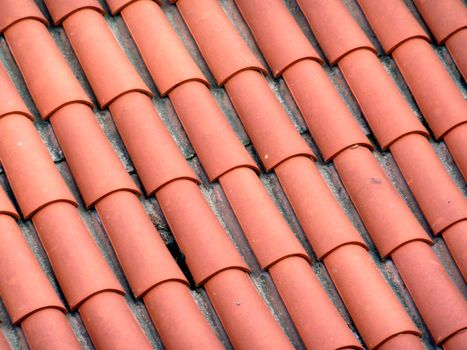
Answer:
[268,256,362,350]
[0,0,48,34]
[0,187,80,349]
[45,0,104,25]
[120,0,209,96]
[20,309,81,350]
[0,0,465,348]
[78,292,152,350]
[412,0,467,45]
[337,49,429,150]
[61,9,152,108]
[0,214,64,324]
[168,82,259,181]
[109,92,200,196]
[282,59,373,161]
[155,179,250,285]
[392,241,467,345]
[176,0,267,86]
[204,269,294,350]
[389,134,467,234]
[50,103,141,208]
[356,0,467,181]
[224,70,316,171]
[296,0,376,65]
[233,0,322,77]
[142,281,223,350]
[107,0,162,15]
[296,0,467,286]
[0,115,77,219]
[274,156,367,259]
[356,0,430,54]
[4,20,93,119]
[444,28,467,81]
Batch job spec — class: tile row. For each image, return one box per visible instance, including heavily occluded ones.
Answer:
[45,0,360,348]
[194,0,467,348]
[234,0,467,343]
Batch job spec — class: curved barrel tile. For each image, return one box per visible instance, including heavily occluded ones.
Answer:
[44,0,104,25]
[389,133,467,235]
[176,0,267,86]
[412,0,467,44]
[4,20,93,119]
[0,187,18,219]
[0,64,33,121]
[392,39,467,140]
[442,220,467,281]
[0,115,77,219]
[62,9,152,108]
[296,0,376,65]
[445,29,467,81]
[269,256,363,350]
[282,59,372,161]
[274,156,367,259]
[0,214,65,324]
[234,0,322,77]
[32,202,124,310]
[78,292,153,350]
[219,167,310,269]
[225,70,315,171]
[155,179,250,286]
[95,191,188,297]
[121,0,209,96]
[143,282,224,350]
[444,123,467,182]
[377,333,425,350]
[50,103,140,208]
[0,0,47,33]
[333,146,432,257]
[109,92,200,196]
[337,49,428,150]
[205,269,294,350]
[356,0,430,54]
[392,241,467,345]
[21,309,81,350]
[324,244,420,349]
[169,82,259,181]
[107,0,161,15]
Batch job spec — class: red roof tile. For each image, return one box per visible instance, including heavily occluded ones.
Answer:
[176,0,268,86]
[45,0,105,25]
[120,1,210,96]
[357,0,467,182]
[43,0,304,346]
[0,0,465,349]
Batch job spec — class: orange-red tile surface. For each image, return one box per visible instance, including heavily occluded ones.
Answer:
[0,0,465,350]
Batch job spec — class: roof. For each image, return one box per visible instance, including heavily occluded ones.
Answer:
[0,0,466,349]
